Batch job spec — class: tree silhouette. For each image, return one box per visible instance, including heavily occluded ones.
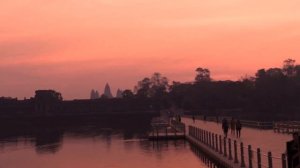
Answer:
[283,58,296,77]
[134,73,169,99]
[135,77,151,98]
[122,89,134,98]
[195,67,211,82]
[149,72,169,98]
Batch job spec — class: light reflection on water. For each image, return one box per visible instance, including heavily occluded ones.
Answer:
[0,117,221,168]
[0,134,214,168]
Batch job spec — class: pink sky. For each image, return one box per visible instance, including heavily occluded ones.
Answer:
[0,0,300,99]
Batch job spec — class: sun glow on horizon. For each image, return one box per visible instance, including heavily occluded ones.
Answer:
[0,0,300,99]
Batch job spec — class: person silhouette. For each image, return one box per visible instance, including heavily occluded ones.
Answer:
[222,118,229,137]
[236,120,242,138]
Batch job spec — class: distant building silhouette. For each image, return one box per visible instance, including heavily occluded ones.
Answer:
[100,94,108,99]
[0,89,160,116]
[116,89,123,98]
[35,90,62,115]
[90,89,96,99]
[95,91,99,99]
[104,83,113,98]
[0,97,17,101]
[90,89,100,99]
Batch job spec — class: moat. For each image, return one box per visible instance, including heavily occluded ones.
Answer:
[0,117,215,168]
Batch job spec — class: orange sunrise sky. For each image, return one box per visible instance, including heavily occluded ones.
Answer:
[0,0,300,99]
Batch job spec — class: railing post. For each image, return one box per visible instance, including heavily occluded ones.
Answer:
[192,126,195,137]
[207,131,209,145]
[175,126,177,136]
[215,134,218,152]
[240,142,246,167]
[202,130,204,142]
[193,127,195,137]
[203,129,205,143]
[205,131,208,144]
[219,135,223,154]
[282,153,286,168]
[200,129,203,142]
[205,131,208,145]
[248,145,253,168]
[203,130,205,143]
[202,129,204,143]
[209,132,212,147]
[234,140,238,163]
[203,130,206,143]
[199,129,201,141]
[257,148,261,168]
[211,134,214,149]
[193,126,195,136]
[208,132,211,146]
[152,127,155,137]
[212,133,215,149]
[224,137,227,157]
[228,138,233,160]
[268,152,273,168]
[156,127,159,139]
[166,127,168,139]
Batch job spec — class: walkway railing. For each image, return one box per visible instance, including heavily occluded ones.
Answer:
[273,122,300,134]
[171,119,185,132]
[188,126,287,168]
[148,119,185,140]
[240,120,273,129]
[184,115,273,129]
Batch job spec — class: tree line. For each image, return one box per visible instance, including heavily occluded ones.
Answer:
[120,59,300,120]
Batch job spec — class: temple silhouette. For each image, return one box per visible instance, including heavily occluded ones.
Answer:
[116,89,123,98]
[0,89,158,117]
[104,83,113,98]
[90,83,123,99]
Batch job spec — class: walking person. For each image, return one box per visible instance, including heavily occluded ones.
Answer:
[236,120,242,138]
[192,115,195,123]
[222,118,229,137]
[230,117,236,135]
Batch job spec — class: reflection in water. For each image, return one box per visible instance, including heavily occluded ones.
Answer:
[149,139,187,151]
[102,128,113,149]
[35,129,63,154]
[123,130,135,140]
[0,115,152,154]
[190,143,225,168]
[0,116,216,168]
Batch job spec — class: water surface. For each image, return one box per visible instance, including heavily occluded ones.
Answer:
[0,116,216,168]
